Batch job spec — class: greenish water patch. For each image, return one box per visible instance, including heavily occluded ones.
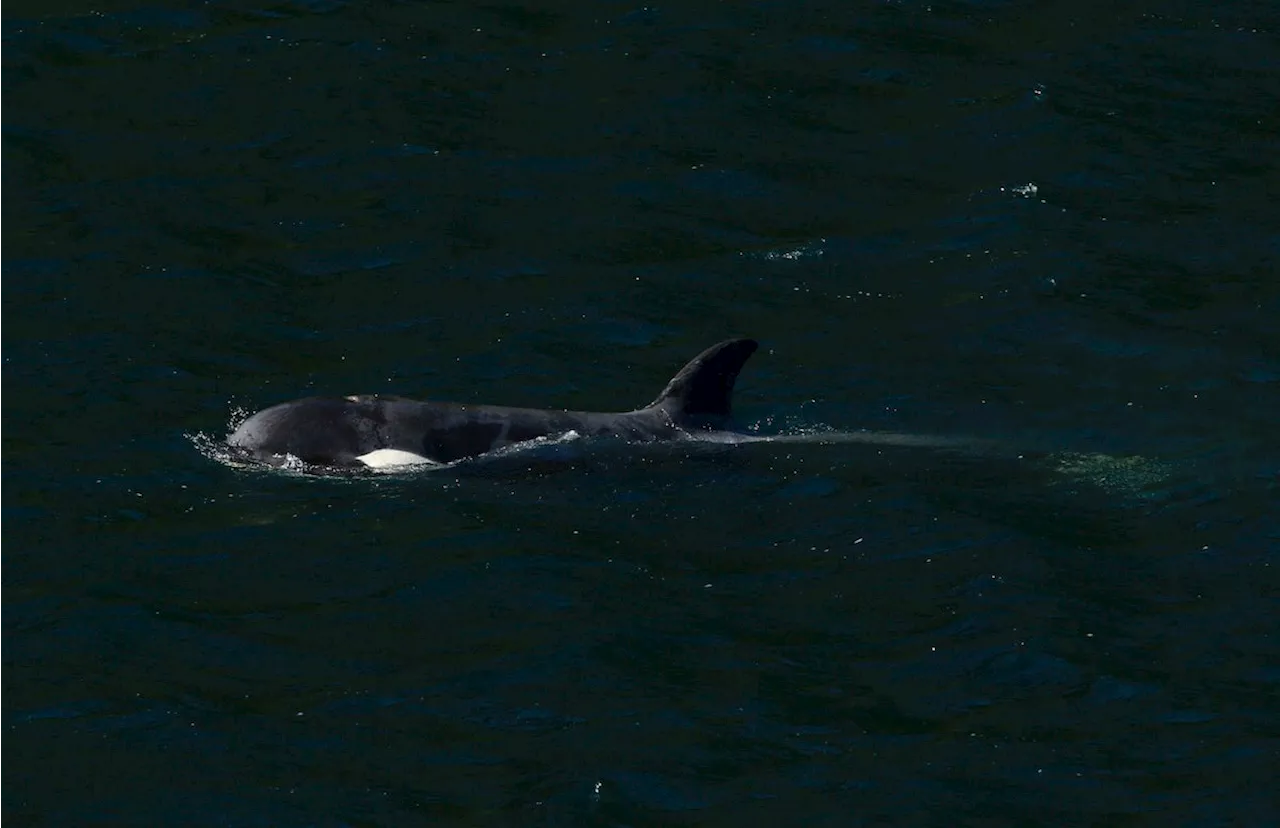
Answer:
[1048,451,1174,499]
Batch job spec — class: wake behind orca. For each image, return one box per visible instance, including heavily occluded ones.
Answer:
[227,338,759,469]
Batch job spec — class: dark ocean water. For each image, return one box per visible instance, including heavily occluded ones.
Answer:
[4,0,1278,824]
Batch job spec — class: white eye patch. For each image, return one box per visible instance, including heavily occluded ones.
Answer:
[355,448,438,468]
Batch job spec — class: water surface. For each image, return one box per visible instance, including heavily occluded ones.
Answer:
[5,0,1277,824]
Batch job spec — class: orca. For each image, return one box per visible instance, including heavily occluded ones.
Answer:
[227,338,759,469]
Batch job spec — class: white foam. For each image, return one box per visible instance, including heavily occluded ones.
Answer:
[356,448,439,468]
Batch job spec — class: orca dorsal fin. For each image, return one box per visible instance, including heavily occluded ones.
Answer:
[647,338,758,426]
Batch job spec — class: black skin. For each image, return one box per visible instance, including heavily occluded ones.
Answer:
[227,339,758,467]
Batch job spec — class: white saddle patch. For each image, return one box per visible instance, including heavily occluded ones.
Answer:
[356,448,438,468]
